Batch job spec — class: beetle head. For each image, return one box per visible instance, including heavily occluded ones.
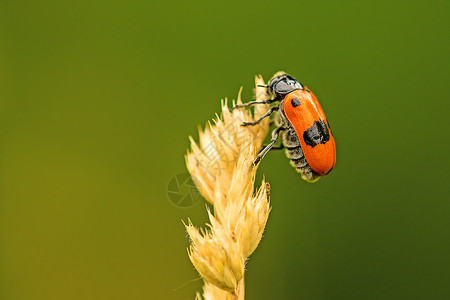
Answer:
[267,74,303,98]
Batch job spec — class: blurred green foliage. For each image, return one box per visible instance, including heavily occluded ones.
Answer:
[0,0,449,299]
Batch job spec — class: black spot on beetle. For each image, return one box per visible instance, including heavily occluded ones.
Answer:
[291,98,301,107]
[303,120,330,147]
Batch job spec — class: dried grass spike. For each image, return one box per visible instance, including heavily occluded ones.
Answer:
[185,75,272,299]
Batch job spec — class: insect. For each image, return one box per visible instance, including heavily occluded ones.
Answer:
[234,72,336,182]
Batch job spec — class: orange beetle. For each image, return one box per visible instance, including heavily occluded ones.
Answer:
[235,73,336,182]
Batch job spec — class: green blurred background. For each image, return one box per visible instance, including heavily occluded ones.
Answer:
[1,0,449,299]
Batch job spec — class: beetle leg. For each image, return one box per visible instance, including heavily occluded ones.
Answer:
[241,107,278,127]
[233,98,279,109]
[262,144,284,150]
[253,127,284,166]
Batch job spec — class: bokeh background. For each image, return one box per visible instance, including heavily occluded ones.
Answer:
[1,0,449,299]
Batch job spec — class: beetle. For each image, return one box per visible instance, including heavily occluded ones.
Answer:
[234,73,336,182]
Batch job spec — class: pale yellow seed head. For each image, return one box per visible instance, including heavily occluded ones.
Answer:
[196,281,240,300]
[185,219,244,291]
[185,75,272,297]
